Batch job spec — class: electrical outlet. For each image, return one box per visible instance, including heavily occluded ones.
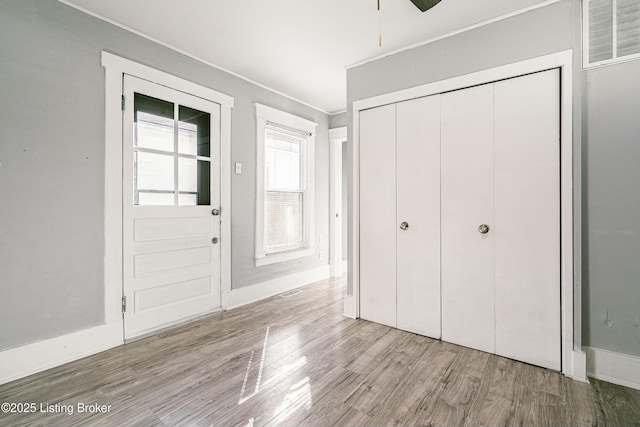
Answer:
[235,162,242,174]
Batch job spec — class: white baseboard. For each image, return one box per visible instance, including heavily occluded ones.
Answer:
[0,321,123,386]
[343,294,356,319]
[223,265,330,310]
[586,346,640,390]
[572,349,588,382]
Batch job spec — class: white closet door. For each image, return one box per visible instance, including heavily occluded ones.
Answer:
[359,104,397,327]
[494,69,561,370]
[441,84,495,353]
[396,95,441,338]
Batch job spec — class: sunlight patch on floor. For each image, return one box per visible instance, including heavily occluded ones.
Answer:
[271,376,313,424]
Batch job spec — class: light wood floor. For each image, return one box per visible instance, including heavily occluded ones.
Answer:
[1,277,639,427]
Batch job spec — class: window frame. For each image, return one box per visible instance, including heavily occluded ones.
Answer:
[583,0,640,69]
[132,95,213,207]
[254,103,317,266]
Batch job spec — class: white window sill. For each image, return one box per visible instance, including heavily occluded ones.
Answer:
[255,247,315,267]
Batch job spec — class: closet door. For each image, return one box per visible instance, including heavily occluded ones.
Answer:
[396,95,441,338]
[441,84,495,353]
[494,69,561,370]
[359,104,397,327]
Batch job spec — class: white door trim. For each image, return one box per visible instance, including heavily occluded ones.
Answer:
[350,49,582,379]
[102,51,234,335]
[329,127,347,278]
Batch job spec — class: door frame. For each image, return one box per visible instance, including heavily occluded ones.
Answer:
[349,50,583,379]
[329,126,347,278]
[101,51,234,339]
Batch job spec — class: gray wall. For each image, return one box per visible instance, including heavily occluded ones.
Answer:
[582,60,640,357]
[329,112,347,129]
[347,0,640,359]
[0,0,329,351]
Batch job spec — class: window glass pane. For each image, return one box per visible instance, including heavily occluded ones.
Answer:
[179,106,210,157]
[178,157,210,206]
[134,151,174,206]
[179,157,197,193]
[265,133,301,190]
[134,93,174,152]
[589,0,614,63]
[178,194,198,206]
[617,0,640,57]
[265,191,303,251]
[139,192,175,206]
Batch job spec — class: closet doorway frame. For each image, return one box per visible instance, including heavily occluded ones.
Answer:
[349,50,584,380]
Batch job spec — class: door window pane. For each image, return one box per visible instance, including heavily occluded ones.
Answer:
[265,191,303,249]
[135,94,175,152]
[133,94,213,207]
[179,105,210,157]
[178,158,211,206]
[197,160,211,206]
[135,151,174,206]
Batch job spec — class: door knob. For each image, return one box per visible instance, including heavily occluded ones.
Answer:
[478,224,490,234]
[211,237,219,244]
[399,222,409,231]
[211,208,220,216]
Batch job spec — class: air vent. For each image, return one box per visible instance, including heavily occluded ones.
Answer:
[278,289,302,298]
[584,0,640,67]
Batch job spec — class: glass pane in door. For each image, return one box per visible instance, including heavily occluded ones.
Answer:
[134,94,175,152]
[179,105,210,157]
[134,151,175,206]
[178,158,210,206]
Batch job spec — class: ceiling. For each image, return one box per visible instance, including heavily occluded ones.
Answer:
[61,0,552,114]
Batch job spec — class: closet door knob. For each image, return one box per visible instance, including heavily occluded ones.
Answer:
[399,222,409,231]
[478,224,490,234]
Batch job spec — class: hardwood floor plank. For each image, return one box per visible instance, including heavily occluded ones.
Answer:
[591,378,640,426]
[1,277,639,427]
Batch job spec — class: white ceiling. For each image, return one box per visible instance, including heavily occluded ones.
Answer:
[62,0,552,114]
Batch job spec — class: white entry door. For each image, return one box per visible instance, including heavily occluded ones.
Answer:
[123,75,222,340]
[441,69,561,370]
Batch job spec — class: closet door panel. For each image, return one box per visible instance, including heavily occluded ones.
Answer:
[441,84,495,353]
[359,104,397,327]
[494,69,561,370]
[396,95,441,338]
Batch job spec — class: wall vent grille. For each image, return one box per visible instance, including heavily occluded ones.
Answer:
[584,0,640,68]
[278,289,302,298]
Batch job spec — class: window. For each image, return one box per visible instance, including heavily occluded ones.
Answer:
[584,0,640,67]
[134,93,211,206]
[255,104,317,266]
